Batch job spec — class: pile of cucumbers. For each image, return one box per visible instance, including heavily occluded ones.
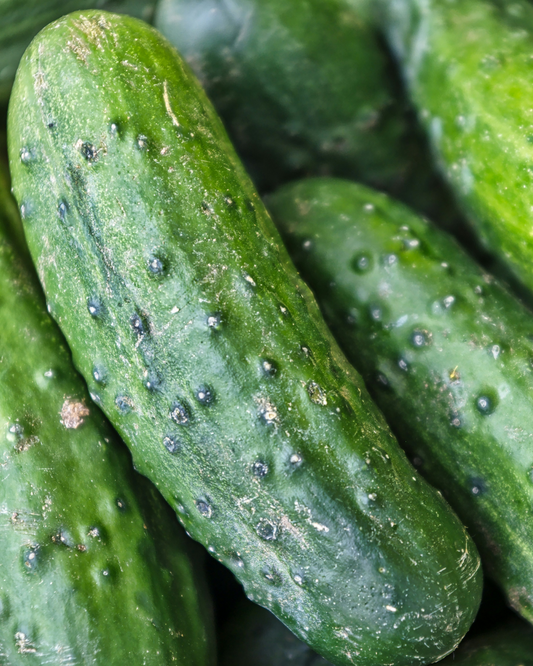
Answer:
[2,0,533,664]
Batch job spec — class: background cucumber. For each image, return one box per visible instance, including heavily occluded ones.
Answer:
[267,177,533,623]
[377,0,533,297]
[0,154,214,663]
[153,0,465,237]
[8,11,482,666]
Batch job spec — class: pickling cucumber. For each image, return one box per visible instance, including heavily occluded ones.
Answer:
[0,154,214,662]
[8,11,482,665]
[0,0,156,104]
[153,0,464,236]
[377,0,533,295]
[267,177,533,623]
[441,621,533,665]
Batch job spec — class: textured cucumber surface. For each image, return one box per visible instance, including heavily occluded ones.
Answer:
[153,0,464,236]
[268,177,533,623]
[440,621,533,665]
[378,0,533,296]
[0,0,156,104]
[8,11,483,666]
[220,600,331,666]
[0,165,214,662]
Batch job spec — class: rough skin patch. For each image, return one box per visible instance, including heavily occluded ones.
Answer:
[60,399,90,429]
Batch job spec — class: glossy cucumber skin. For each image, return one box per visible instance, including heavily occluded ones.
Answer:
[0,0,156,104]
[153,0,464,236]
[441,622,533,665]
[0,162,214,662]
[377,0,533,296]
[267,177,533,623]
[220,600,332,666]
[8,11,482,666]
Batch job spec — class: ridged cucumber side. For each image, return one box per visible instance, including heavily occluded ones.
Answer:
[8,11,482,666]
[377,0,533,295]
[267,177,533,622]
[0,163,215,661]
[0,0,156,104]
[153,0,464,235]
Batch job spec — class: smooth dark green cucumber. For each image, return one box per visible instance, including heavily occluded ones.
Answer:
[0,0,157,105]
[268,177,533,623]
[377,0,533,297]
[441,621,533,665]
[9,12,482,665]
[153,0,464,236]
[0,160,214,662]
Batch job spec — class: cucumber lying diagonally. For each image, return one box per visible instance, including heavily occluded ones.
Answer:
[0,149,214,663]
[268,177,533,623]
[9,12,482,666]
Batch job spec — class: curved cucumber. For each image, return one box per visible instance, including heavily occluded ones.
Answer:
[0,0,156,104]
[153,0,463,235]
[0,160,214,662]
[267,177,533,622]
[8,11,482,665]
[377,0,533,296]
[220,600,331,666]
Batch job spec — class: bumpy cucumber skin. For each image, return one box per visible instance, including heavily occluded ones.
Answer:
[0,174,215,661]
[153,0,465,236]
[220,600,331,666]
[8,11,482,666]
[267,177,533,623]
[441,622,533,665]
[0,0,156,104]
[377,0,533,296]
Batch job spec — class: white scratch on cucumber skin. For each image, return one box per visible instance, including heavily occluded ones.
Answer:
[163,80,180,127]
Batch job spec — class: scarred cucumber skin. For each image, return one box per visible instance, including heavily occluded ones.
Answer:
[9,12,482,665]
[0,161,214,662]
[267,177,533,623]
[377,0,533,296]
[0,0,156,104]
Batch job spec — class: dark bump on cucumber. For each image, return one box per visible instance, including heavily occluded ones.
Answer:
[243,272,256,288]
[224,194,235,207]
[261,359,278,377]
[382,253,398,268]
[115,498,127,512]
[258,399,278,425]
[80,141,98,162]
[279,303,290,317]
[170,400,190,425]
[130,312,146,337]
[376,372,391,388]
[411,329,431,348]
[302,239,313,251]
[163,435,181,454]
[476,393,497,415]
[369,305,383,322]
[252,460,269,478]
[196,500,213,518]
[450,412,462,428]
[109,121,121,137]
[147,255,165,276]
[87,298,102,318]
[289,452,303,467]
[19,201,30,220]
[256,519,278,541]
[136,134,148,151]
[263,566,282,585]
[22,547,39,573]
[206,312,222,329]
[115,394,134,414]
[92,365,107,385]
[57,200,68,223]
[351,252,373,274]
[398,358,409,372]
[245,199,255,212]
[20,147,33,164]
[469,478,488,496]
[195,386,214,406]
[306,381,327,406]
[144,372,161,392]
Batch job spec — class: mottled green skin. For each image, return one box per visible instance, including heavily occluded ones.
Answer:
[377,0,533,296]
[220,600,331,666]
[0,168,214,662]
[441,622,533,665]
[153,0,464,235]
[268,177,533,623]
[8,11,482,666]
[0,0,156,104]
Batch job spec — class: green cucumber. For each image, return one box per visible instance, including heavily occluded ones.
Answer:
[220,600,331,666]
[377,0,533,296]
[267,177,533,623]
[0,0,156,105]
[441,621,533,665]
[8,11,482,665]
[152,0,464,235]
[0,153,214,662]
